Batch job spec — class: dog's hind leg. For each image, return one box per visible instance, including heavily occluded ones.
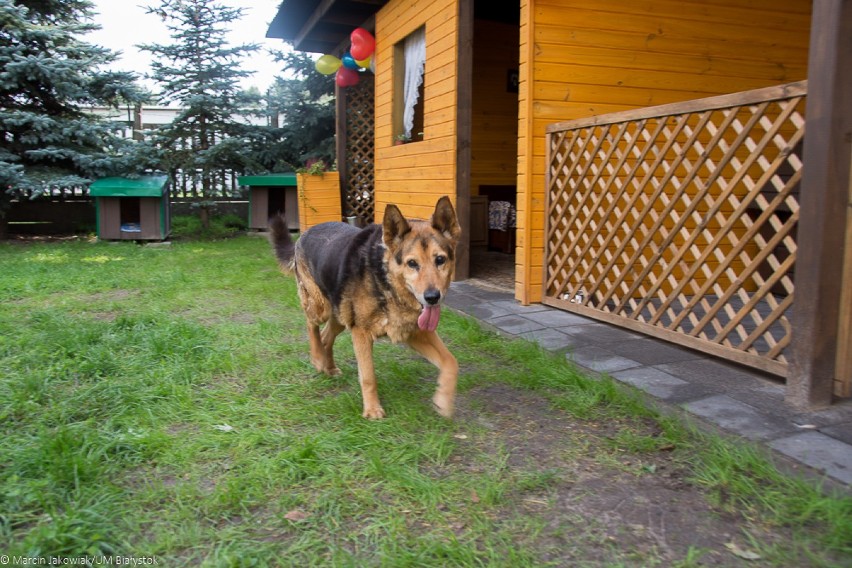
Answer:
[351,328,386,419]
[407,330,458,418]
[304,318,343,376]
[306,321,326,374]
[295,259,338,375]
[319,317,344,376]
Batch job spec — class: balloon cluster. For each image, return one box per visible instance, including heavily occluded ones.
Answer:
[315,28,376,88]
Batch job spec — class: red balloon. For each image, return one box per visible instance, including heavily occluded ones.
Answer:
[350,27,375,61]
[336,67,360,88]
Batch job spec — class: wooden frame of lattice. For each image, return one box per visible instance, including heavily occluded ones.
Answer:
[337,75,376,224]
[543,81,807,376]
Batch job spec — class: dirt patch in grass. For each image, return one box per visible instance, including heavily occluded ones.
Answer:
[2,234,92,245]
[84,289,139,302]
[83,289,140,320]
[452,384,813,567]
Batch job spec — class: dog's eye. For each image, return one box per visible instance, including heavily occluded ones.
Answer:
[406,259,419,270]
[435,255,447,267]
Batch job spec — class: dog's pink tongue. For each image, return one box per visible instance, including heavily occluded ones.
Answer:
[418,305,441,331]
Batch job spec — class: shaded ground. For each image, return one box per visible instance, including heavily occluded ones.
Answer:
[451,383,826,567]
[468,248,515,291]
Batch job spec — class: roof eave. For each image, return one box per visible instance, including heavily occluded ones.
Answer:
[266,0,386,54]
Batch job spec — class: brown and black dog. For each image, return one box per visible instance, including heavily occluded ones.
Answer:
[269,197,461,419]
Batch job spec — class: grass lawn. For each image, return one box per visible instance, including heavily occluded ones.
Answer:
[1,233,850,567]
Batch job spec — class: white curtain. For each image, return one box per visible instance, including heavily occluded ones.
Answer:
[402,27,426,139]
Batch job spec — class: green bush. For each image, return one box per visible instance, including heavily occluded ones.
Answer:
[170,213,247,240]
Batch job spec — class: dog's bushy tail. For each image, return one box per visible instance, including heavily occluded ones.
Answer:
[269,214,295,269]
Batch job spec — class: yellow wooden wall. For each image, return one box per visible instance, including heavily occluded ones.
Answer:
[373,0,460,221]
[297,173,342,232]
[517,0,811,304]
[470,20,520,194]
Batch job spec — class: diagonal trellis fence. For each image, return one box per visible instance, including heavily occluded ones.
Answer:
[543,81,807,376]
[338,74,376,224]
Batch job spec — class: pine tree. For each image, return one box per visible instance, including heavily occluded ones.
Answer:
[0,0,147,228]
[254,49,336,172]
[138,0,261,209]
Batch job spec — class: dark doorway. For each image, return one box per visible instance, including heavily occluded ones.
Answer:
[466,1,520,291]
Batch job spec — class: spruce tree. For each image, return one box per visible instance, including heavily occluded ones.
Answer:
[138,0,261,209]
[0,0,147,228]
[255,49,336,172]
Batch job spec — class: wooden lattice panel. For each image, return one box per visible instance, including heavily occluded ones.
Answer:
[544,82,807,376]
[343,76,375,224]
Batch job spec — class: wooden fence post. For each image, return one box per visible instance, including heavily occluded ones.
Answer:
[787,0,852,407]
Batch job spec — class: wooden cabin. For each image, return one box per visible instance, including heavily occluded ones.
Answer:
[268,0,852,406]
[270,0,810,297]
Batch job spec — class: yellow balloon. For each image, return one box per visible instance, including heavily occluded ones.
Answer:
[355,55,372,69]
[315,54,342,75]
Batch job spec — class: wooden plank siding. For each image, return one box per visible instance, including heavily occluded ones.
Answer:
[516,0,811,304]
[297,173,343,232]
[374,0,461,222]
[470,20,520,193]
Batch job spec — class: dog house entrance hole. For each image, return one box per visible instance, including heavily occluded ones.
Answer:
[267,188,285,221]
[119,196,142,233]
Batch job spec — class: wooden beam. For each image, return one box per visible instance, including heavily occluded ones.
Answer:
[335,82,348,217]
[787,0,852,407]
[293,0,337,52]
[837,173,852,397]
[545,82,808,133]
[292,2,381,54]
[518,0,534,305]
[455,0,473,280]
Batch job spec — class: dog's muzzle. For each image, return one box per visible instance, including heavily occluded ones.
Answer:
[418,288,442,331]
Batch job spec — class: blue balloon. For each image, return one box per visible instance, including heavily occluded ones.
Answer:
[341,52,360,70]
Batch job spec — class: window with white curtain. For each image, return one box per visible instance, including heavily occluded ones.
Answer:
[394,26,426,144]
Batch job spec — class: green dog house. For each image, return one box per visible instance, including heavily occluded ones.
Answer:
[90,176,171,240]
[239,173,298,231]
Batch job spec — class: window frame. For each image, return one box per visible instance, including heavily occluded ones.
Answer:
[392,26,426,145]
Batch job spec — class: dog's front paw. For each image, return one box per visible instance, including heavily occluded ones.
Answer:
[432,392,455,419]
[324,366,342,376]
[362,405,386,420]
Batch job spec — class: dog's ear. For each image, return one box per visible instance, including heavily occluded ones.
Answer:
[432,196,461,243]
[383,204,411,250]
